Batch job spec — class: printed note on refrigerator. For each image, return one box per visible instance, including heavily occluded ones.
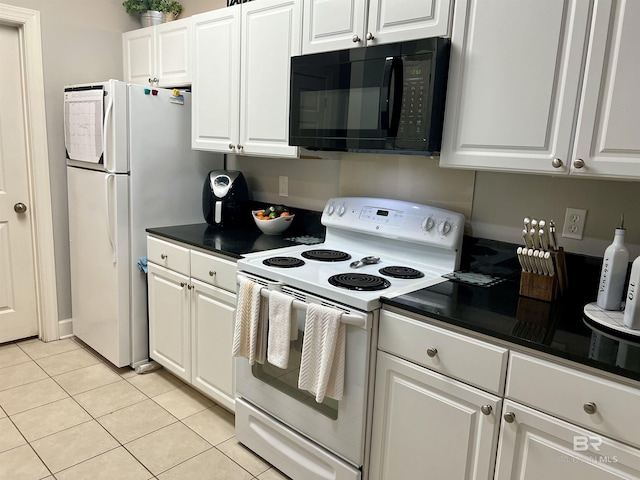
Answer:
[64,88,104,163]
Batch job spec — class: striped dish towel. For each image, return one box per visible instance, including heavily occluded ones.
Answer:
[298,303,345,403]
[232,277,263,365]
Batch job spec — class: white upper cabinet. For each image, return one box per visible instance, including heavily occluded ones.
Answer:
[123,18,191,87]
[191,7,241,153]
[441,0,640,180]
[191,0,301,158]
[571,0,640,179]
[302,0,452,54]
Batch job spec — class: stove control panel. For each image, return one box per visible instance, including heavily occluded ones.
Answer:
[323,197,465,251]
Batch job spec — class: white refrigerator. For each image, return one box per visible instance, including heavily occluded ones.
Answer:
[64,80,222,368]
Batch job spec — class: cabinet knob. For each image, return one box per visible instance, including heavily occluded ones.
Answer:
[14,202,27,214]
[229,144,235,150]
[366,32,374,41]
[583,402,597,415]
[480,405,493,416]
[236,144,243,151]
[209,270,216,277]
[352,35,361,43]
[503,412,516,423]
[180,282,187,288]
[160,253,167,260]
[426,347,438,358]
[551,158,564,168]
[187,284,193,290]
[573,158,585,169]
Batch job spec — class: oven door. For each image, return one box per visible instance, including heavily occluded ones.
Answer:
[234,275,373,468]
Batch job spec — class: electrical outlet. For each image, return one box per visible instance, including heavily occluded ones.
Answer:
[278,175,288,197]
[562,207,587,240]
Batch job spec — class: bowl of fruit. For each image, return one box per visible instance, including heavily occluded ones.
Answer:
[252,205,295,235]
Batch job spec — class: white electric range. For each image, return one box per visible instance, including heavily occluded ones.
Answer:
[235,197,465,480]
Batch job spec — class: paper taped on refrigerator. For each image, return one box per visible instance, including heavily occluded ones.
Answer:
[64,88,104,163]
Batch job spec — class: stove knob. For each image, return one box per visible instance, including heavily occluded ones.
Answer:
[421,216,435,232]
[326,202,335,216]
[438,220,452,235]
[337,203,347,216]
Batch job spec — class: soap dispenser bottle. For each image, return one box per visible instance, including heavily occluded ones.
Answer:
[623,255,640,329]
[596,216,629,311]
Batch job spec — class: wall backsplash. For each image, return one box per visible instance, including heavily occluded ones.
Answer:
[229,153,476,230]
[471,171,640,259]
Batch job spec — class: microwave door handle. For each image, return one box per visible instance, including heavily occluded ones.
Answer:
[380,57,403,135]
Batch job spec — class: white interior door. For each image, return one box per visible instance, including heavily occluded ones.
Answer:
[0,23,38,342]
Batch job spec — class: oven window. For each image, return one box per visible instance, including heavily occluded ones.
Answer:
[251,320,339,420]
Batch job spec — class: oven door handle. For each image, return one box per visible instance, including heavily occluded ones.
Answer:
[262,289,366,328]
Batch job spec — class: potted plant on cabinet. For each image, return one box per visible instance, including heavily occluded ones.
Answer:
[123,0,183,27]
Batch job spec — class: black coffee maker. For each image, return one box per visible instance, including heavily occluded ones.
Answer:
[202,170,250,226]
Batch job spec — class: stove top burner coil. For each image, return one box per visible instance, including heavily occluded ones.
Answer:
[379,266,425,279]
[328,273,391,291]
[301,249,352,262]
[262,257,306,268]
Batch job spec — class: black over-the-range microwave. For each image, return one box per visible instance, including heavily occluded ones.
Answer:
[289,38,450,154]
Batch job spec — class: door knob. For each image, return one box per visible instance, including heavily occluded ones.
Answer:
[14,202,27,214]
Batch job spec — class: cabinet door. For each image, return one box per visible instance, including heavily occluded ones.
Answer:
[191,7,241,152]
[240,0,301,158]
[155,18,191,87]
[301,0,367,54]
[191,279,236,412]
[440,0,591,174]
[123,26,156,86]
[369,351,501,480]
[571,0,640,179]
[148,263,191,382]
[495,400,640,479]
[367,0,452,45]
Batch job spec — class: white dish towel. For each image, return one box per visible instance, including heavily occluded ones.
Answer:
[298,303,346,403]
[267,290,294,369]
[232,277,263,365]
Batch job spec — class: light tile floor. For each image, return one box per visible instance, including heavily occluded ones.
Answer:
[0,337,289,480]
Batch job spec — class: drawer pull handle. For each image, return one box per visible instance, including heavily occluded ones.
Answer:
[161,253,167,259]
[480,405,492,416]
[583,402,597,415]
[503,412,516,423]
[209,270,216,277]
[426,348,438,358]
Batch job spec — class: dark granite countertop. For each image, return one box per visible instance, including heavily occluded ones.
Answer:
[382,237,640,384]
[146,205,325,259]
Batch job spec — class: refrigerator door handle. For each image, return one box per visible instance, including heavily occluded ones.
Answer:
[105,173,117,263]
[103,93,114,173]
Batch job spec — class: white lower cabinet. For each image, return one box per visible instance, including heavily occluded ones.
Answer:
[147,236,236,412]
[374,309,640,479]
[369,351,501,480]
[495,400,640,479]
[370,310,506,479]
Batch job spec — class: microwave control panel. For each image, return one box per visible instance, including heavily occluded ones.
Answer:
[398,58,430,143]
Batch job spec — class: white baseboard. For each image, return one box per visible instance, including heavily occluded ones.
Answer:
[58,318,73,338]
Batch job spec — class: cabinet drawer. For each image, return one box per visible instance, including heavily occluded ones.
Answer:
[506,352,640,449]
[379,310,508,395]
[190,250,237,293]
[147,236,190,275]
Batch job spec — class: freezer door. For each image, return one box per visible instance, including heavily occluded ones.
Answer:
[64,80,128,173]
[67,166,132,367]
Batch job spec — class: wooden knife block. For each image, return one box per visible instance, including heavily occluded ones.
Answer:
[519,248,567,302]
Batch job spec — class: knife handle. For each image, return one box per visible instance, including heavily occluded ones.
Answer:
[523,229,534,249]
